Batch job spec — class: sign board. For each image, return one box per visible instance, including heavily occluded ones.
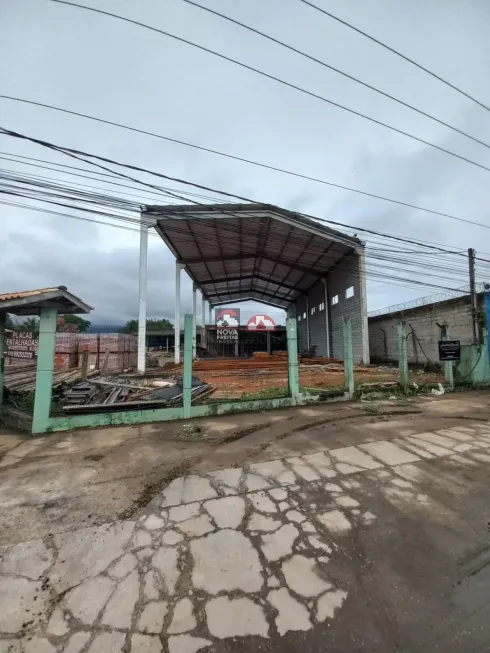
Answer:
[246,314,277,332]
[5,332,39,360]
[215,308,240,343]
[438,340,461,361]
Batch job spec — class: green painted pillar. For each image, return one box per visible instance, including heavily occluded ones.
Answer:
[397,321,409,393]
[32,308,57,434]
[286,317,300,398]
[0,313,5,406]
[343,318,354,397]
[183,313,193,418]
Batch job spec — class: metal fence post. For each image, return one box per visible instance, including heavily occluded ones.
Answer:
[485,288,490,364]
[183,313,193,418]
[0,313,5,406]
[32,307,57,434]
[343,318,354,398]
[286,317,300,398]
[441,324,454,389]
[397,321,409,393]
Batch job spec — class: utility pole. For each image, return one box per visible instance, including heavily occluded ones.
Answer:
[468,248,478,344]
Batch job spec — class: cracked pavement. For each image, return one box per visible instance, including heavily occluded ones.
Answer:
[1,393,490,651]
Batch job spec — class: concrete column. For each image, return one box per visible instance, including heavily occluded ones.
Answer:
[174,262,184,364]
[305,295,310,351]
[358,247,370,364]
[485,289,490,364]
[192,283,197,358]
[201,295,206,349]
[397,321,409,393]
[322,278,331,358]
[183,313,193,418]
[0,313,5,406]
[286,317,300,398]
[32,307,57,434]
[343,318,354,398]
[137,221,149,374]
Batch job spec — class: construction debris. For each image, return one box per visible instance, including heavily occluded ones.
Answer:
[62,374,213,413]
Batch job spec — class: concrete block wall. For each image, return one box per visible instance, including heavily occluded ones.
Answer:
[288,251,365,362]
[368,294,482,363]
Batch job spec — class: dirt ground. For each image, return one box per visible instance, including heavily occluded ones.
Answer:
[1,390,490,652]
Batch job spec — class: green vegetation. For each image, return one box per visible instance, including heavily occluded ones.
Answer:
[119,318,173,334]
[58,314,91,332]
[240,386,289,400]
[16,317,40,334]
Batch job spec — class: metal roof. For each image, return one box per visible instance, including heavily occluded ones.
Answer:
[145,203,363,310]
[0,286,92,316]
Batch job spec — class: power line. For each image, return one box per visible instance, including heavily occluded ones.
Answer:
[3,125,490,260]
[1,97,488,232]
[182,0,490,152]
[298,0,490,115]
[44,0,490,175]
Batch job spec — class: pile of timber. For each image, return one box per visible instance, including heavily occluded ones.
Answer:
[62,375,214,413]
[4,363,99,393]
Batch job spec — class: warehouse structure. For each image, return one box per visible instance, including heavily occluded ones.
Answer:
[138,203,369,371]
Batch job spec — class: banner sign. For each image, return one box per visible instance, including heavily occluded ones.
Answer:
[216,308,240,343]
[246,314,277,332]
[438,340,460,361]
[5,331,39,360]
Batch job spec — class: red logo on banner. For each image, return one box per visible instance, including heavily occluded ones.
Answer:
[215,308,240,328]
[246,315,277,331]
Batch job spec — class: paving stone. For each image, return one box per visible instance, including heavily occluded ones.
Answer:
[138,600,168,633]
[145,515,165,531]
[247,513,281,532]
[360,441,420,466]
[286,510,306,523]
[63,632,91,653]
[23,638,56,653]
[161,476,217,507]
[249,491,277,513]
[130,633,163,652]
[209,467,242,488]
[336,495,360,509]
[0,538,54,580]
[191,529,262,593]
[302,521,316,533]
[110,553,138,579]
[286,457,321,481]
[169,503,201,523]
[47,606,69,636]
[308,536,331,553]
[152,547,180,595]
[87,632,126,653]
[131,530,153,549]
[136,547,155,561]
[269,488,288,501]
[161,530,184,546]
[178,515,214,537]
[144,570,160,600]
[278,501,289,511]
[249,459,287,480]
[316,589,348,621]
[168,597,196,634]
[65,576,115,625]
[302,452,337,478]
[268,588,311,635]
[282,555,332,597]
[244,473,271,491]
[203,496,245,529]
[316,509,352,533]
[102,570,139,629]
[331,446,382,471]
[0,576,47,633]
[206,596,269,638]
[267,575,280,588]
[261,524,299,562]
[52,521,134,591]
[168,635,212,653]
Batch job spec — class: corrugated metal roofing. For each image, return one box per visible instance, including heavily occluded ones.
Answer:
[146,202,363,309]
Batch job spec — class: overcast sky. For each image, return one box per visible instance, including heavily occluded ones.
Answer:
[1,0,490,326]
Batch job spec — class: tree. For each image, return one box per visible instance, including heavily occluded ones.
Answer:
[119,318,173,334]
[17,317,40,334]
[57,314,91,333]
